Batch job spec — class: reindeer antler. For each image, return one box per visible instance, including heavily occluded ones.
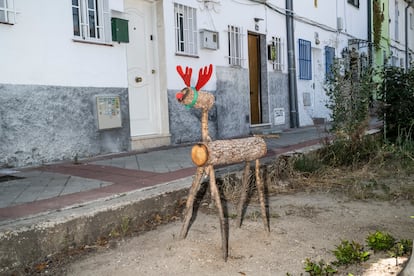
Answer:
[176,65,192,87]
[195,64,213,91]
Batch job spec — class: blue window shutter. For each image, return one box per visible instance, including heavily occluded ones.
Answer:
[298,39,312,80]
[325,46,335,80]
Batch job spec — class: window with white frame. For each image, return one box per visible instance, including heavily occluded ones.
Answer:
[72,0,111,43]
[228,25,243,66]
[0,0,15,24]
[269,36,284,71]
[174,3,198,56]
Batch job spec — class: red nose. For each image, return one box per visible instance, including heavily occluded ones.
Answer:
[176,92,184,102]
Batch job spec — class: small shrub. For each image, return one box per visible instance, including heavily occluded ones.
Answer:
[389,239,413,257]
[319,135,381,167]
[304,258,337,275]
[293,153,323,175]
[332,240,370,265]
[366,231,395,252]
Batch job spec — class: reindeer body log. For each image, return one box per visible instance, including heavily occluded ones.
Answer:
[191,137,267,167]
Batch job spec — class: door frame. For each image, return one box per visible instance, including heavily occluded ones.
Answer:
[125,0,170,150]
[248,31,269,126]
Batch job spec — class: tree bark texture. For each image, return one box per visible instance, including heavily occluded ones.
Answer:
[179,167,205,239]
[179,87,215,111]
[191,137,267,167]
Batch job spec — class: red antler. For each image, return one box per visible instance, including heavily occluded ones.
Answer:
[176,65,192,87]
[195,64,213,91]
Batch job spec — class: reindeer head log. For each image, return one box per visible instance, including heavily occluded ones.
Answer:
[176,64,215,110]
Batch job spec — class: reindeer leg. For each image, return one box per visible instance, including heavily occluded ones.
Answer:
[208,165,228,261]
[255,159,270,232]
[237,161,251,228]
[180,167,205,239]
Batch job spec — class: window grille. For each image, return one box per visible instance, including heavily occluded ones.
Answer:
[298,39,312,80]
[72,0,110,43]
[174,3,198,56]
[0,0,15,24]
[227,25,243,66]
[325,46,335,80]
[269,36,284,71]
[347,0,359,8]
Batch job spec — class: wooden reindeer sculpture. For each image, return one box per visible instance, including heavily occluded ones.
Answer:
[176,64,270,261]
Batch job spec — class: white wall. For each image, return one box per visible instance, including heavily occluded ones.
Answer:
[0,0,128,87]
[163,0,287,91]
[293,0,368,126]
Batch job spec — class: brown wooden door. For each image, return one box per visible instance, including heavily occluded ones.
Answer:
[248,33,261,124]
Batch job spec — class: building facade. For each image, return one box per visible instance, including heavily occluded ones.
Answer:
[1,0,408,168]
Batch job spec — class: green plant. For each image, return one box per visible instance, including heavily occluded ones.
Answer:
[373,0,384,50]
[293,153,323,175]
[377,67,414,142]
[120,216,131,235]
[332,240,370,265]
[304,258,337,275]
[389,239,413,257]
[366,231,396,252]
[325,62,374,142]
[319,135,381,167]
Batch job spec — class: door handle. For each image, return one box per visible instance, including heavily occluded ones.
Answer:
[135,76,143,83]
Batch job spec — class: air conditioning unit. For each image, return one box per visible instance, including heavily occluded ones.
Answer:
[200,29,219,50]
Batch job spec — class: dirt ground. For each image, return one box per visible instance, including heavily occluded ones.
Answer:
[63,189,414,276]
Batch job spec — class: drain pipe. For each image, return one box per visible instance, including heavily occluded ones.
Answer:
[405,1,413,70]
[368,0,373,67]
[286,0,299,128]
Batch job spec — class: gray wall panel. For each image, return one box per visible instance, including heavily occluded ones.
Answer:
[0,84,130,168]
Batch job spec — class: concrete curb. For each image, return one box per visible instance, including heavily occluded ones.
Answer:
[0,177,194,273]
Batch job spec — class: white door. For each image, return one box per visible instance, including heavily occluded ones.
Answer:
[311,48,324,118]
[125,0,160,136]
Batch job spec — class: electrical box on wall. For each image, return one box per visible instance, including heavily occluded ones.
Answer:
[200,29,219,50]
[96,96,122,130]
[111,18,129,43]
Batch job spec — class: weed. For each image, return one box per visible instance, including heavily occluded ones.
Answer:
[120,216,131,235]
[366,231,395,252]
[332,240,370,265]
[246,210,261,222]
[293,153,324,175]
[304,258,337,275]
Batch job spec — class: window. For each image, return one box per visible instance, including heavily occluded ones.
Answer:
[228,25,243,66]
[347,0,359,8]
[174,3,198,56]
[0,0,15,24]
[410,13,413,30]
[325,46,335,80]
[391,56,398,67]
[268,36,284,71]
[298,39,312,80]
[72,0,111,43]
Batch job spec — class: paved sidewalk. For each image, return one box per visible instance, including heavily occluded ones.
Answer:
[0,124,333,223]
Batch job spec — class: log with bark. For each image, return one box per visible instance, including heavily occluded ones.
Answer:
[191,136,267,167]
